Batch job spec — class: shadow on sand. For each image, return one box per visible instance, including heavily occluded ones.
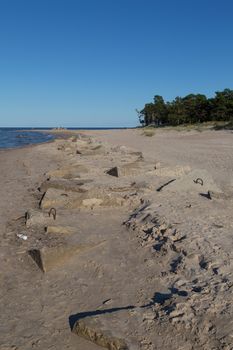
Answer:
[69,287,188,330]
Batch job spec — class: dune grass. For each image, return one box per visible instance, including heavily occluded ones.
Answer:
[142,128,155,137]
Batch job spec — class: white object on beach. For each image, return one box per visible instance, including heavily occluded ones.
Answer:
[16,233,28,241]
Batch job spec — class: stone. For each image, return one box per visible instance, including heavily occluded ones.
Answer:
[39,178,91,193]
[25,209,55,228]
[106,167,119,177]
[72,316,129,350]
[40,188,85,209]
[105,162,144,178]
[154,165,191,177]
[28,241,104,272]
[82,198,104,208]
[166,169,223,194]
[78,144,106,156]
[46,164,89,179]
[45,225,77,235]
[40,188,136,210]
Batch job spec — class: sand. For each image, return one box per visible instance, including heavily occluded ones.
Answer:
[0,128,233,350]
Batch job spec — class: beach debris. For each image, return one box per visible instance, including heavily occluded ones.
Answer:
[40,188,84,209]
[48,207,57,220]
[153,165,191,177]
[199,191,212,200]
[82,198,104,208]
[72,316,129,350]
[156,179,176,192]
[162,169,223,195]
[39,178,91,193]
[16,233,28,241]
[46,164,89,179]
[75,143,106,156]
[25,209,56,228]
[40,187,140,210]
[193,178,204,186]
[45,225,76,235]
[106,166,119,177]
[28,241,105,272]
[208,190,229,199]
[105,162,146,178]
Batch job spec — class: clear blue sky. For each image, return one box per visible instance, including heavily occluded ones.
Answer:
[0,0,233,127]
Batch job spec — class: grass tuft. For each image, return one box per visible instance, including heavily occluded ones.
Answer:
[142,128,155,137]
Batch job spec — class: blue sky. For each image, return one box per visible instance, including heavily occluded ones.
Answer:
[0,0,233,127]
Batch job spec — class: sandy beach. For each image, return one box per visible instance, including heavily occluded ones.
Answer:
[1,128,233,350]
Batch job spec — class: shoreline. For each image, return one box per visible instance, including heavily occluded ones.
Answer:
[0,137,56,153]
[1,128,233,349]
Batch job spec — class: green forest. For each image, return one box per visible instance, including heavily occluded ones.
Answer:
[137,89,233,127]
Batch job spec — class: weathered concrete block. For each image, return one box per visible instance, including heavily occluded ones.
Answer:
[45,225,77,235]
[120,162,143,176]
[166,169,223,194]
[25,209,55,228]
[73,316,129,350]
[39,178,91,193]
[82,198,104,207]
[40,188,132,210]
[77,144,106,156]
[40,188,85,209]
[106,167,119,177]
[28,241,104,272]
[47,164,89,179]
[105,162,144,178]
[154,165,191,178]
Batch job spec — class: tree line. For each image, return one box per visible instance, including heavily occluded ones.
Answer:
[137,89,233,126]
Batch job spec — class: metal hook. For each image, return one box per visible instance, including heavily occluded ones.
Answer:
[193,178,204,186]
[48,207,57,220]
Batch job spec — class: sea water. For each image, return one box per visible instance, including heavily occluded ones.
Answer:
[0,127,126,149]
[0,128,54,149]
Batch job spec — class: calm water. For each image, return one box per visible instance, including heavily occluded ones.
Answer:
[0,127,126,149]
[0,128,55,149]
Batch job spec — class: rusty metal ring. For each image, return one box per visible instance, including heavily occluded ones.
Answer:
[193,178,204,186]
[48,207,57,220]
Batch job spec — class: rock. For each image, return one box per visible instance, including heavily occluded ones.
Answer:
[142,311,156,321]
[163,169,223,195]
[109,185,136,192]
[45,225,77,235]
[46,164,89,179]
[40,188,138,210]
[40,188,85,209]
[78,144,106,156]
[120,162,143,176]
[75,139,90,147]
[105,162,144,178]
[208,190,228,199]
[154,165,191,177]
[82,198,104,208]
[25,209,55,228]
[39,178,91,193]
[106,167,119,177]
[72,316,129,350]
[28,241,104,272]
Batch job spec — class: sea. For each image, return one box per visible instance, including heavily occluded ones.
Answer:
[0,127,125,149]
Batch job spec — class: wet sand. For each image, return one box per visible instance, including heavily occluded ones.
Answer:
[0,128,233,350]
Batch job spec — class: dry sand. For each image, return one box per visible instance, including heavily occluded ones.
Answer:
[0,128,233,350]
